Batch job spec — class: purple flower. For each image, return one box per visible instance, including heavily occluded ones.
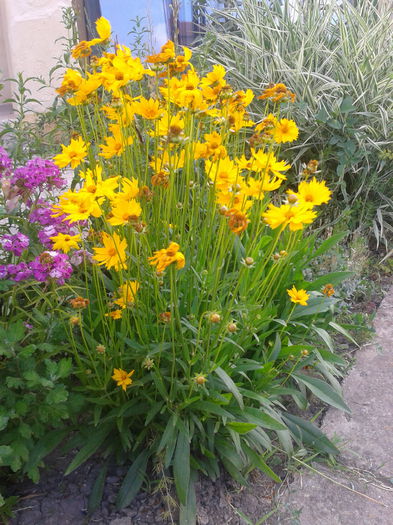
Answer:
[0,252,72,285]
[70,249,93,266]
[1,233,30,256]
[0,265,8,279]
[29,201,78,247]
[0,147,12,177]
[11,158,66,192]
[2,262,33,281]
[30,251,73,285]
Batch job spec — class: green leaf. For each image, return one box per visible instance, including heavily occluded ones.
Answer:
[45,386,68,404]
[116,449,150,509]
[88,463,108,514]
[241,408,287,431]
[214,367,244,409]
[268,333,281,362]
[242,443,281,482]
[340,96,355,113]
[315,106,329,123]
[227,422,257,434]
[304,271,354,291]
[316,349,346,366]
[312,326,334,351]
[329,321,359,347]
[191,401,232,419]
[6,321,25,343]
[174,427,190,505]
[0,416,9,432]
[179,469,197,525]
[220,457,248,485]
[57,358,73,378]
[0,446,13,465]
[308,232,348,261]
[65,427,111,475]
[283,413,339,455]
[24,429,68,475]
[292,297,339,319]
[293,373,350,413]
[157,413,178,453]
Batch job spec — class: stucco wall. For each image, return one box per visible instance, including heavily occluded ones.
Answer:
[1,0,72,114]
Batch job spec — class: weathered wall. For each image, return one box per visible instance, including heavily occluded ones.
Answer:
[1,0,72,115]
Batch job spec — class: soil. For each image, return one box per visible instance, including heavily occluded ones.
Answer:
[8,452,278,525]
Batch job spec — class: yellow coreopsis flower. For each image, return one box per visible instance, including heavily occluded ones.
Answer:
[112,368,134,391]
[273,119,299,143]
[114,280,140,308]
[251,149,290,179]
[108,198,142,226]
[226,209,250,234]
[53,137,89,169]
[291,177,332,208]
[133,97,163,120]
[262,203,317,231]
[149,242,185,272]
[67,74,102,106]
[80,166,119,201]
[170,46,193,73]
[287,286,310,306]
[50,233,81,253]
[92,232,127,270]
[154,111,185,137]
[258,83,296,103]
[106,309,123,319]
[206,157,239,190]
[56,69,83,96]
[96,17,111,41]
[99,124,133,159]
[52,191,102,223]
[146,40,176,64]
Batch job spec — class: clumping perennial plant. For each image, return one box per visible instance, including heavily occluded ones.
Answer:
[0,17,354,521]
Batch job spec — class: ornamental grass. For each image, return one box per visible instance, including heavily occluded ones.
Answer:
[1,16,354,521]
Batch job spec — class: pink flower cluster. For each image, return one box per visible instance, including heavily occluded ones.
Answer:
[1,233,30,256]
[0,149,66,212]
[0,252,72,285]
[11,158,65,192]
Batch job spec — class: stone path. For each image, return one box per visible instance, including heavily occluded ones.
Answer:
[276,286,393,524]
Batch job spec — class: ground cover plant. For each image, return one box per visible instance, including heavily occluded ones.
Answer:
[0,16,356,523]
[0,148,85,510]
[198,0,393,249]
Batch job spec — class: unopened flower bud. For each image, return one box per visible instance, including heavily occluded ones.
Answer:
[70,316,80,326]
[273,253,280,261]
[219,205,228,215]
[287,193,298,204]
[209,313,221,323]
[143,357,154,370]
[244,257,254,266]
[227,322,237,333]
[194,374,207,385]
[279,250,288,257]
[301,349,309,357]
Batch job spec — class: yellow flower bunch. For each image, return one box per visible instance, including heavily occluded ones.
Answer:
[51,18,334,398]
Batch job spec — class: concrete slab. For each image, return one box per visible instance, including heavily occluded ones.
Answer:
[277,286,393,525]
